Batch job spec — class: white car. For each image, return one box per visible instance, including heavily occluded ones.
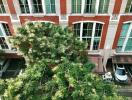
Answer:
[113,64,128,83]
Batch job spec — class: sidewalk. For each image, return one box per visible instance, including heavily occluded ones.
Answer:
[118,85,132,97]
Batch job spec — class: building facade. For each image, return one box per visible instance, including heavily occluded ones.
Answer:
[0,0,132,73]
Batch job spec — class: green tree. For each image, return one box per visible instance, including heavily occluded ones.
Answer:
[0,22,127,100]
[10,22,87,65]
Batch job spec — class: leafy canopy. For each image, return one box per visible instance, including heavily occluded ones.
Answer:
[10,22,88,65]
[0,22,126,100]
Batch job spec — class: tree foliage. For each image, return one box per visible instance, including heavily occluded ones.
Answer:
[0,22,127,100]
[10,22,87,65]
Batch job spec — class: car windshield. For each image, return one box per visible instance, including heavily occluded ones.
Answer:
[116,69,125,75]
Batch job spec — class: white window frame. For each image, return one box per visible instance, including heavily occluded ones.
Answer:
[18,0,56,15]
[73,21,104,51]
[119,22,132,52]
[0,22,11,50]
[128,2,132,13]
[0,0,6,14]
[126,0,132,13]
[28,20,55,24]
[71,0,110,15]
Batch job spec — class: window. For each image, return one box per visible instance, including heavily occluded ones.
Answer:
[125,0,132,13]
[117,23,132,52]
[72,0,109,14]
[19,0,30,13]
[84,0,96,13]
[0,23,11,50]
[0,0,6,13]
[45,0,56,13]
[74,23,80,37]
[2,23,11,36]
[72,0,81,13]
[32,0,43,13]
[19,0,56,14]
[74,22,103,50]
[98,0,110,13]
[0,37,8,49]
[93,23,102,50]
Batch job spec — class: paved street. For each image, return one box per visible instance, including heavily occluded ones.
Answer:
[118,88,132,97]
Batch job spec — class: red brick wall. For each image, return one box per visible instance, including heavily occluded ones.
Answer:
[19,16,59,25]
[113,0,122,14]
[68,16,110,49]
[7,0,16,14]
[60,0,67,14]
[112,16,132,49]
[0,16,14,35]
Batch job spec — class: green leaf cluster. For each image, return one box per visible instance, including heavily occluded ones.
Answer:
[0,22,127,100]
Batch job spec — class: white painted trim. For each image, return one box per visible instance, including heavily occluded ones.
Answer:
[98,24,104,49]
[128,0,132,13]
[73,21,103,51]
[13,0,21,14]
[26,20,55,24]
[73,21,104,24]
[2,0,9,14]
[90,23,96,51]
[114,51,132,55]
[0,21,8,24]
[110,14,120,22]
[122,23,132,52]
[0,14,10,16]
[95,0,99,14]
[18,13,57,16]
[55,0,60,15]
[120,0,128,14]
[59,15,68,22]
[27,0,33,13]
[42,0,46,15]
[70,0,110,14]
[123,21,132,24]
[67,0,71,14]
[80,22,83,41]
[88,50,101,55]
[0,24,6,37]
[0,23,11,50]
[81,0,85,14]
[69,13,111,16]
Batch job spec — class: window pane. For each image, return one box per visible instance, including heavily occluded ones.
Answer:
[19,0,30,13]
[117,38,125,52]
[2,23,11,36]
[32,0,43,13]
[95,23,103,37]
[83,38,91,49]
[125,0,132,13]
[85,0,95,13]
[118,38,125,46]
[72,0,81,13]
[125,38,132,51]
[45,0,56,13]
[116,46,122,52]
[98,0,109,13]
[83,23,93,37]
[87,38,91,50]
[130,30,132,37]
[120,23,130,37]
[0,25,3,36]
[117,23,132,52]
[74,23,80,37]
[0,0,6,13]
[0,37,8,49]
[93,38,100,50]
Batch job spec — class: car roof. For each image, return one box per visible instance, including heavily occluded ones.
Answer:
[117,66,125,69]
